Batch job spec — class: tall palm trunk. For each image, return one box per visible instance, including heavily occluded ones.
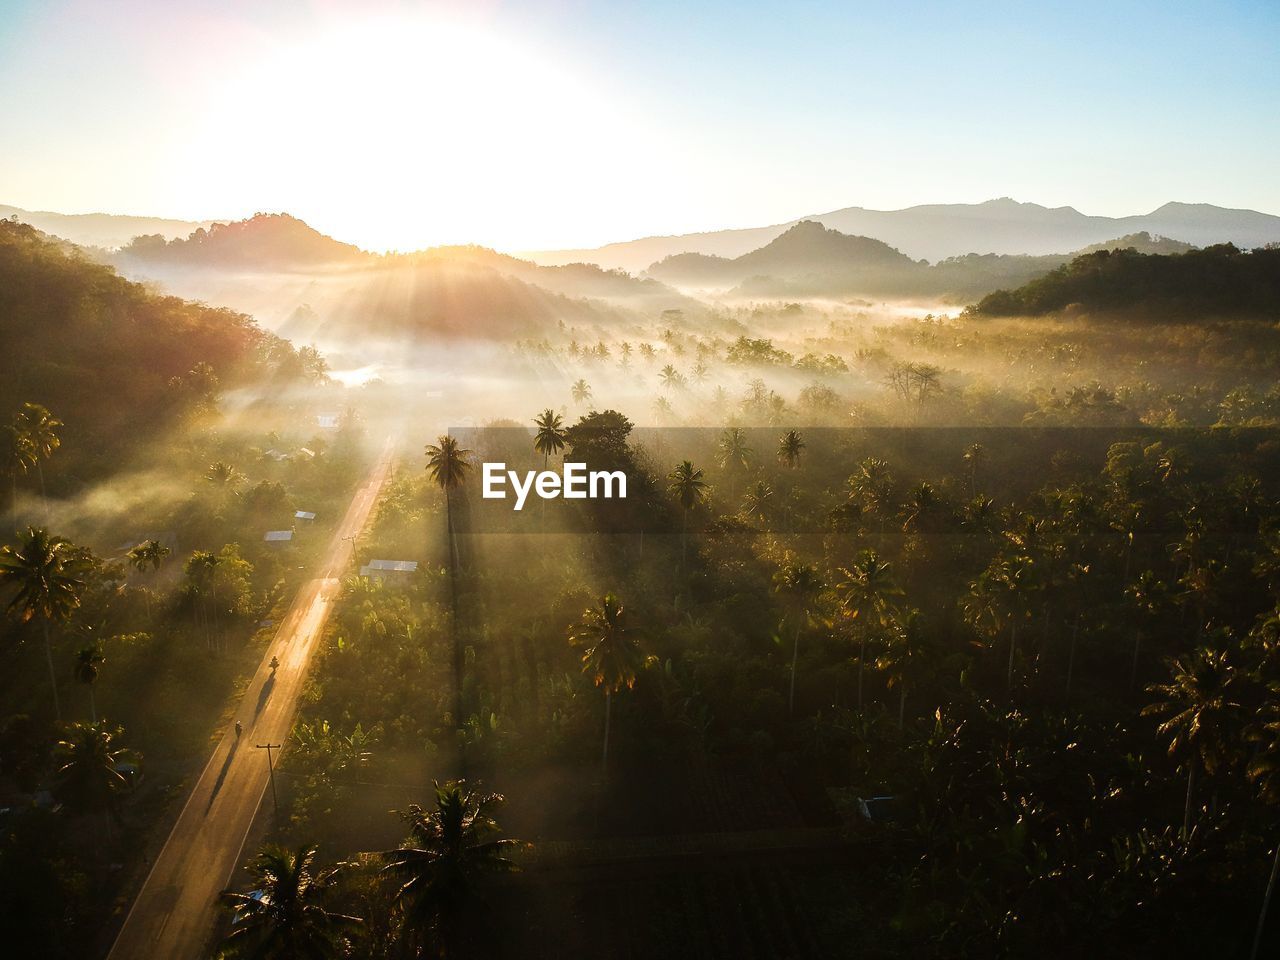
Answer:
[446,492,461,732]
[88,686,97,723]
[1130,632,1142,689]
[1251,839,1280,960]
[42,619,61,721]
[602,690,612,771]
[897,683,906,730]
[1182,761,1196,841]
[1006,621,1018,693]
[1066,617,1079,701]
[788,623,800,715]
[857,633,866,713]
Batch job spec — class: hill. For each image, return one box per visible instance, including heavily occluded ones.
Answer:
[527,199,1280,271]
[0,219,303,467]
[972,244,1280,318]
[111,218,695,344]
[117,212,368,269]
[0,204,215,250]
[646,221,1190,301]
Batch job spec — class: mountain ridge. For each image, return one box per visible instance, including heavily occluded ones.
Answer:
[526,198,1280,271]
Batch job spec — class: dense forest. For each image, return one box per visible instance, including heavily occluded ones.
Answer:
[0,218,326,472]
[974,244,1280,318]
[5,207,1280,960]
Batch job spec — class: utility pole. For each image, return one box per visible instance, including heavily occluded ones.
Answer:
[256,743,282,813]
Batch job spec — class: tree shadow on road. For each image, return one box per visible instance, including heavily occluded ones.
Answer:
[254,674,276,718]
[205,739,239,814]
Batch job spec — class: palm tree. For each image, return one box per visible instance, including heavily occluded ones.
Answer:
[2,422,36,524]
[184,550,221,649]
[205,460,246,490]
[1143,646,1242,840]
[777,429,804,469]
[425,436,473,573]
[773,559,823,715]
[74,644,104,722]
[382,781,524,958]
[667,461,709,569]
[964,557,1033,693]
[740,479,774,527]
[14,402,61,500]
[570,379,592,406]
[962,442,986,498]
[0,527,85,720]
[55,721,135,845]
[531,410,566,468]
[836,550,902,712]
[568,594,650,769]
[219,843,359,960]
[128,538,170,619]
[875,608,929,730]
[127,538,170,573]
[426,436,472,729]
[849,457,895,536]
[659,364,684,392]
[716,428,752,502]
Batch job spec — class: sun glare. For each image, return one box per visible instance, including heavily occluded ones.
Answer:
[191,15,666,252]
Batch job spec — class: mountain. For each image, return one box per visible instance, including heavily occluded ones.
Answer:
[645,221,1191,301]
[0,204,216,250]
[648,221,922,292]
[525,199,1280,271]
[972,244,1280,318]
[108,216,676,345]
[0,218,291,466]
[117,212,368,269]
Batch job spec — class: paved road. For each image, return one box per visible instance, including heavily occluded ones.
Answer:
[107,440,396,960]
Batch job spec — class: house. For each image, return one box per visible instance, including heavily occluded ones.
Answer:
[294,510,316,521]
[359,559,419,580]
[263,530,294,543]
[316,413,339,429]
[262,448,290,462]
[295,447,316,461]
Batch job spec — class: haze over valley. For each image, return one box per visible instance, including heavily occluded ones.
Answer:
[4,2,1280,958]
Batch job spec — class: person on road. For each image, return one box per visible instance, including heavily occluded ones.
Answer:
[269,655,280,674]
[234,719,242,741]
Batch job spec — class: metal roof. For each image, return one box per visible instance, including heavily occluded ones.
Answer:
[360,559,418,574]
[263,530,294,542]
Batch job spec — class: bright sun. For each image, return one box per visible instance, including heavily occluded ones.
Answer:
[188,14,673,252]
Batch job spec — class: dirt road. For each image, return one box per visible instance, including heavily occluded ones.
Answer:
[106,440,396,960]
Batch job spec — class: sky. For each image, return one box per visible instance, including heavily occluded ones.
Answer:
[0,0,1277,252]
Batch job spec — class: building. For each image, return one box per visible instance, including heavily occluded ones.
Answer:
[263,530,294,544]
[358,559,419,580]
[294,511,316,521]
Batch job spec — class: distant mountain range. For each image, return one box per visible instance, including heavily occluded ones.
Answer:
[0,204,214,250]
[647,220,1195,300]
[526,199,1280,271]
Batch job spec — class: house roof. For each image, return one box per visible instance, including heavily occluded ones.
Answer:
[359,559,419,576]
[294,511,316,520]
[263,530,294,542]
[366,559,418,571]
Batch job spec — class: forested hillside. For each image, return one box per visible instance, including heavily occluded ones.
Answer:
[974,244,1280,317]
[0,218,315,469]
